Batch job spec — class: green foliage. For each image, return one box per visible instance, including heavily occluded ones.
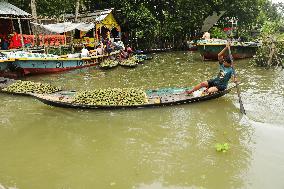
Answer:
[6,0,284,50]
[210,27,227,39]
[252,19,284,68]
[252,38,284,68]
[215,143,230,153]
[261,21,283,38]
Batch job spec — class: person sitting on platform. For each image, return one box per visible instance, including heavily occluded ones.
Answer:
[120,49,129,60]
[185,42,237,95]
[202,31,210,40]
[96,43,104,55]
[105,39,113,55]
[81,46,89,57]
[126,44,133,56]
[9,32,22,49]
[1,36,9,50]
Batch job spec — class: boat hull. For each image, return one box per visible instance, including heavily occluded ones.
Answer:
[197,44,258,60]
[33,85,235,110]
[0,61,9,71]
[0,59,19,78]
[0,51,120,77]
[8,58,98,76]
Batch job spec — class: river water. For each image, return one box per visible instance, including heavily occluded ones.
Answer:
[0,52,283,189]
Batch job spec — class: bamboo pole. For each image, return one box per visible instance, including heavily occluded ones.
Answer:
[10,18,15,31]
[17,18,25,49]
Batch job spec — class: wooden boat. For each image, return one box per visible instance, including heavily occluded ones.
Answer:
[135,48,172,54]
[188,45,198,51]
[0,77,62,96]
[119,60,138,68]
[0,58,17,78]
[99,60,119,69]
[32,85,236,109]
[0,77,17,92]
[0,51,120,77]
[197,41,260,60]
[134,54,153,63]
[11,57,97,75]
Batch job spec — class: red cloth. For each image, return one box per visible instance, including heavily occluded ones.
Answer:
[223,27,232,31]
[127,47,133,54]
[9,33,22,49]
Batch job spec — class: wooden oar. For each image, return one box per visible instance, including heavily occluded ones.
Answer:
[228,46,246,115]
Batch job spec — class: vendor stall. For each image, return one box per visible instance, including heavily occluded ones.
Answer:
[0,1,32,50]
[65,9,121,48]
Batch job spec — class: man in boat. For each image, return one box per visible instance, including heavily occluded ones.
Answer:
[186,42,237,95]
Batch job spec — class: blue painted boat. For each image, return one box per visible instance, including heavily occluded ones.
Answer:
[0,51,120,77]
[12,57,97,75]
[0,58,16,78]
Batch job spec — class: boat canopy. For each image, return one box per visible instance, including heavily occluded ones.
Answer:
[31,22,95,33]
[201,11,226,32]
[65,8,121,32]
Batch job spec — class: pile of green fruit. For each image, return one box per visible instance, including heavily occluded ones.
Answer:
[3,80,61,94]
[100,59,119,69]
[119,57,138,67]
[73,88,148,106]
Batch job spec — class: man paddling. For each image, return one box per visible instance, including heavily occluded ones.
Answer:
[186,42,237,95]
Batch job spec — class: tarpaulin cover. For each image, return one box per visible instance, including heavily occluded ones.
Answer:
[32,22,95,33]
[201,11,226,32]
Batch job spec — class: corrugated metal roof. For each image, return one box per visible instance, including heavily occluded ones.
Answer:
[65,8,113,22]
[0,1,31,16]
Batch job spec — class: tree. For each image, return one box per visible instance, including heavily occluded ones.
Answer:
[6,0,284,50]
[75,0,80,22]
[31,0,37,20]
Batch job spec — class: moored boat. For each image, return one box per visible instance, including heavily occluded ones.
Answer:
[0,51,120,77]
[119,57,139,68]
[99,59,119,69]
[134,54,153,63]
[197,40,260,60]
[0,55,17,78]
[11,57,96,75]
[0,58,15,72]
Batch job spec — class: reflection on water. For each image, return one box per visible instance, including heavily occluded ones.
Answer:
[0,52,283,189]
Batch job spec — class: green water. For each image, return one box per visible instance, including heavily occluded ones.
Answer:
[0,52,284,189]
